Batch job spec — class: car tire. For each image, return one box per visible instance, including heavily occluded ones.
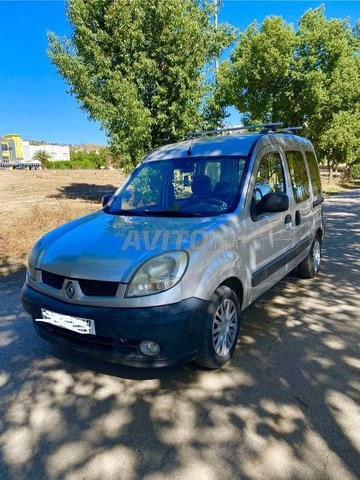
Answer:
[195,285,241,369]
[298,236,321,279]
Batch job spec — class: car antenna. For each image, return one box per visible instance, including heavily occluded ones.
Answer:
[187,137,194,156]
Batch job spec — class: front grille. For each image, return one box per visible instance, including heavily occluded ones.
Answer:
[42,270,64,290]
[78,279,119,297]
[41,270,119,297]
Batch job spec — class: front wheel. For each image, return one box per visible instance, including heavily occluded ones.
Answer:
[195,285,241,369]
[298,237,321,278]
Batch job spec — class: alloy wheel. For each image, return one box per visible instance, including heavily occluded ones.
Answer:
[212,298,238,357]
[312,239,321,272]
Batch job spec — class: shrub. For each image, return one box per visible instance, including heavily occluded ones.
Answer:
[43,159,72,169]
[42,149,111,170]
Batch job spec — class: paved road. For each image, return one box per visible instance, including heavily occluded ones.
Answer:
[0,191,359,480]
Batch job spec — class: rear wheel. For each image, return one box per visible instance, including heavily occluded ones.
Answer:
[195,285,241,369]
[298,236,321,278]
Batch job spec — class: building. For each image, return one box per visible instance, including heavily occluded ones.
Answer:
[5,134,23,159]
[22,143,70,163]
[1,134,23,167]
[0,133,70,169]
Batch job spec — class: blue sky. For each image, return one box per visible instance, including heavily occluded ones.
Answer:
[0,1,359,145]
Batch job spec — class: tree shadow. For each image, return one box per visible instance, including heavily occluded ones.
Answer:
[0,256,27,276]
[48,183,117,202]
[0,190,359,479]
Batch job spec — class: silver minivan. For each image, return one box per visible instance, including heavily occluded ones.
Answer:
[22,124,324,368]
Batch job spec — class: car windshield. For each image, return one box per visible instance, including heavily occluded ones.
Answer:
[106,156,248,217]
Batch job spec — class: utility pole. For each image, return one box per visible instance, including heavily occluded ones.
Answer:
[214,0,219,75]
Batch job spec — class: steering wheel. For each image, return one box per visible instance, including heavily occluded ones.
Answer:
[199,198,227,210]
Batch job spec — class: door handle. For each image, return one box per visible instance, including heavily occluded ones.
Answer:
[284,214,292,230]
[295,210,302,226]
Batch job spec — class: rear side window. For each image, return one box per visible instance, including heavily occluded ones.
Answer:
[305,151,322,197]
[286,151,310,203]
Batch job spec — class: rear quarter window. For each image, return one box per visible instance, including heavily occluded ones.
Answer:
[305,151,322,197]
[285,150,310,204]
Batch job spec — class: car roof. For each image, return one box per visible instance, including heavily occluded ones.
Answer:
[143,133,312,162]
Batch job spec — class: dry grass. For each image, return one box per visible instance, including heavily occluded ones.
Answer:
[0,201,98,275]
[0,200,96,258]
[0,170,123,275]
[321,176,360,195]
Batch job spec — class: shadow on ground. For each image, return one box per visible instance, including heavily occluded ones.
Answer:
[0,256,27,276]
[0,190,359,480]
[49,183,117,202]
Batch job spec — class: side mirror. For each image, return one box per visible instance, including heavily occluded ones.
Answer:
[257,193,289,215]
[101,193,114,207]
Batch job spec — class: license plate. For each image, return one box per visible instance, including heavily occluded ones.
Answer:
[36,309,96,335]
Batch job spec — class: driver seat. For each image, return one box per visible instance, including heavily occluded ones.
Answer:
[191,175,212,198]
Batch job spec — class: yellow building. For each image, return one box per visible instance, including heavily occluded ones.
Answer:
[3,134,23,160]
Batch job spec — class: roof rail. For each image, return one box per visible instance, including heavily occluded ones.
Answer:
[186,122,284,138]
[273,126,303,135]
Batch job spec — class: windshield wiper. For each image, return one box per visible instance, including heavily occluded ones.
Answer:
[107,209,149,216]
[107,208,204,217]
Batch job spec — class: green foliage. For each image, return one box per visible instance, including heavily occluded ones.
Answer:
[318,111,360,168]
[294,7,360,170]
[48,2,359,174]
[43,159,72,170]
[48,0,235,172]
[219,16,296,122]
[70,149,110,168]
[43,148,111,169]
[218,6,360,170]
[350,163,360,180]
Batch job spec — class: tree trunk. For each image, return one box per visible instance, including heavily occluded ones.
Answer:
[328,158,333,184]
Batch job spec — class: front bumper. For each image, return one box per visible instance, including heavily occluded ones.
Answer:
[21,284,209,367]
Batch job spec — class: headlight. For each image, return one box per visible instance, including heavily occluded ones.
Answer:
[27,238,44,280]
[126,251,188,297]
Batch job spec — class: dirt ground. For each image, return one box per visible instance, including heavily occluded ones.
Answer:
[0,170,125,274]
[0,190,359,480]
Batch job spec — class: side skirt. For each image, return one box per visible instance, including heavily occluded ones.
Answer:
[251,236,312,288]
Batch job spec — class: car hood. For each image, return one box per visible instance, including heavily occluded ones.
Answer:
[39,210,225,282]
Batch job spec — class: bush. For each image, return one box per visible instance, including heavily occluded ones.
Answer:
[350,163,360,180]
[42,149,111,170]
[43,159,72,169]
[70,150,109,169]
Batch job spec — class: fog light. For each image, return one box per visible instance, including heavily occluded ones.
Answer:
[139,340,160,357]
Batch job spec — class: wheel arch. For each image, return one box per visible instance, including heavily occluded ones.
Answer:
[315,226,323,241]
[219,277,244,309]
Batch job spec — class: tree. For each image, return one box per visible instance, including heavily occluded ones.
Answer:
[294,8,360,180]
[218,7,360,179]
[218,16,296,123]
[32,149,52,167]
[318,110,360,180]
[48,0,234,171]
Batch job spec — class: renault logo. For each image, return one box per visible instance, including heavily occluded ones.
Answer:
[65,281,75,299]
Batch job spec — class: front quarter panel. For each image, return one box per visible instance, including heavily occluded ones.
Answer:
[181,216,248,307]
